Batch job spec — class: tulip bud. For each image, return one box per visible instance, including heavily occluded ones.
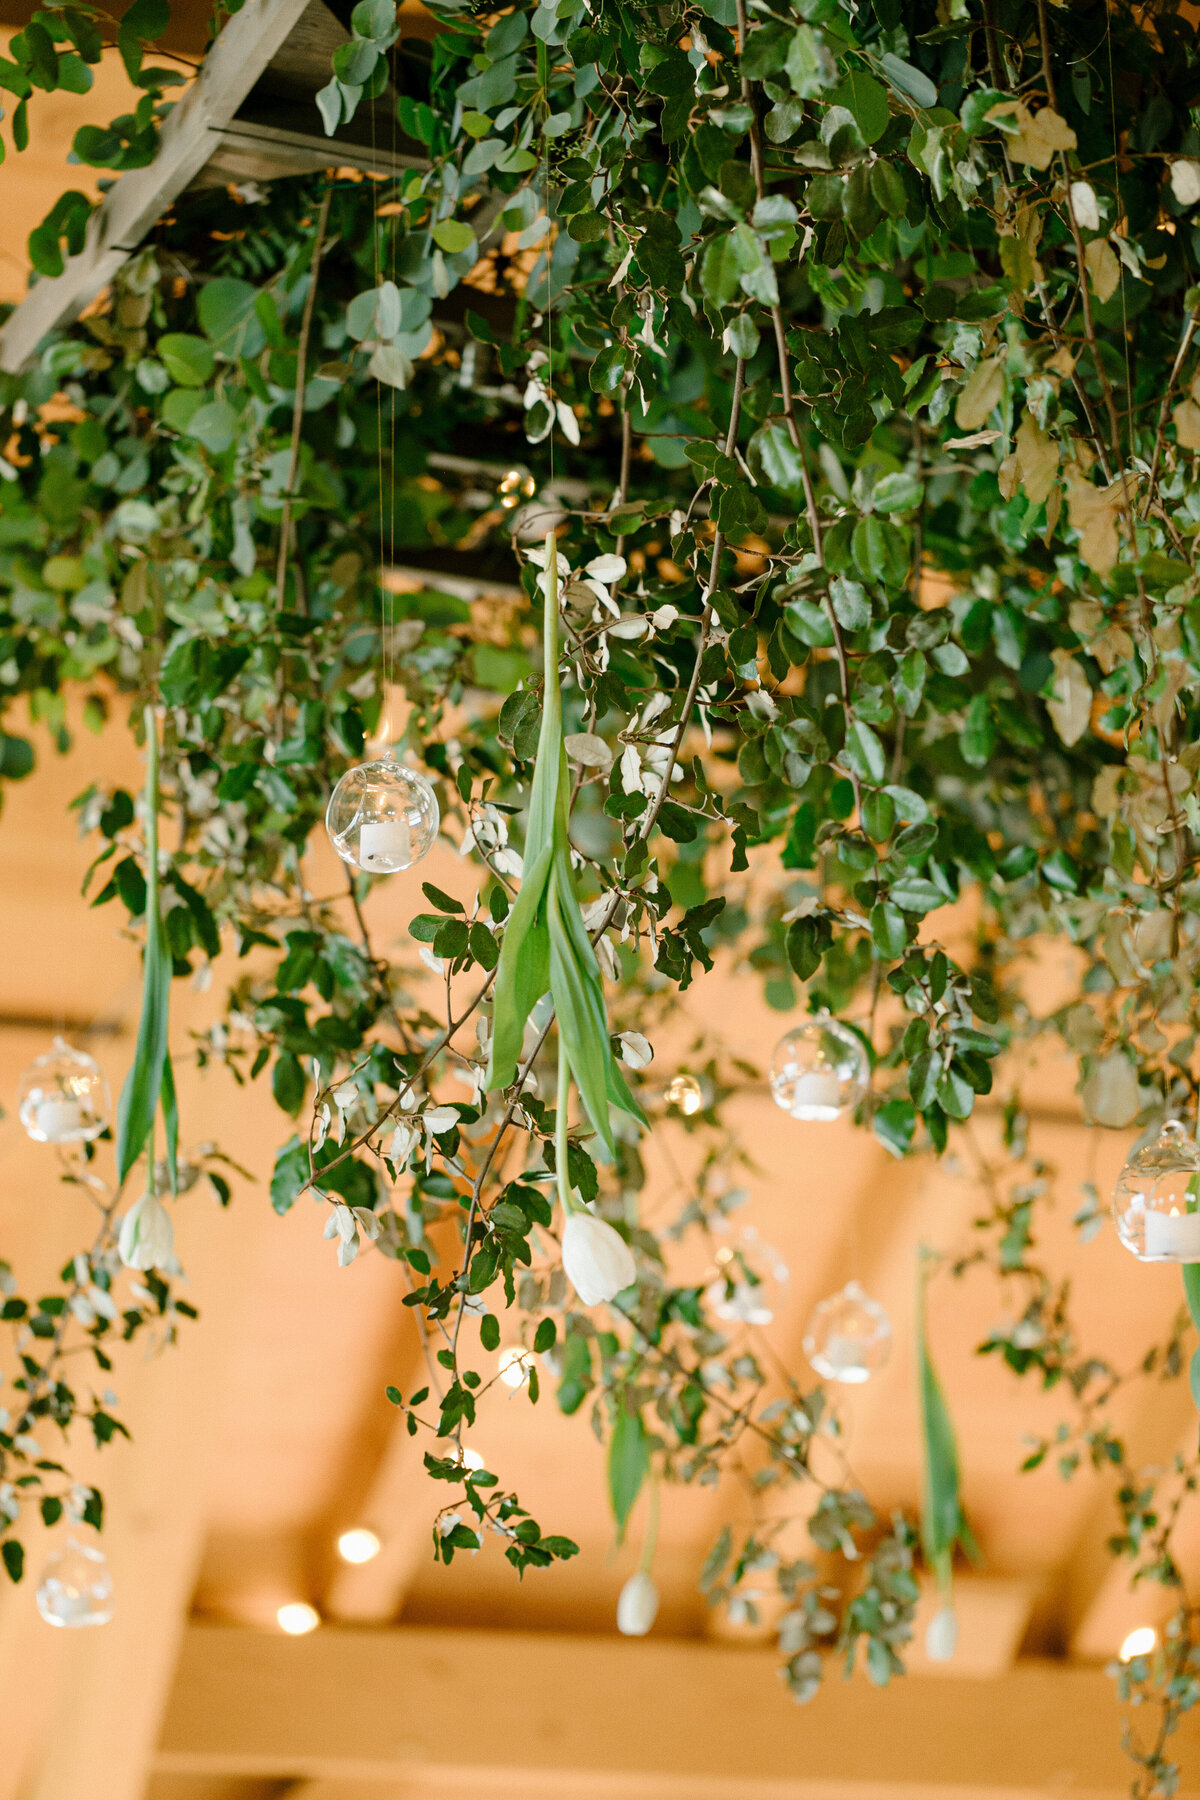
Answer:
[117,1192,174,1272]
[561,1208,637,1306]
[617,1571,659,1637]
[925,1604,958,1662]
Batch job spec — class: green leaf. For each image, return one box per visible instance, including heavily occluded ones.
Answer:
[272,1051,307,1117]
[830,70,890,144]
[160,1050,178,1196]
[198,278,265,357]
[431,219,475,255]
[607,1402,649,1543]
[1183,1267,1200,1415]
[879,52,938,110]
[871,901,908,959]
[748,422,807,497]
[185,399,238,455]
[115,708,170,1186]
[700,224,758,307]
[917,1256,978,1586]
[533,1317,557,1354]
[157,333,214,387]
[844,719,886,783]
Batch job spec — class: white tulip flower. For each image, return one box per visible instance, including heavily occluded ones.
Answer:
[117,1192,174,1272]
[617,1570,659,1637]
[561,1208,637,1306]
[925,1604,958,1662]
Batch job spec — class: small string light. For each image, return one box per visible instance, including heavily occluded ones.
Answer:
[336,1528,381,1565]
[1119,1626,1157,1661]
[277,1601,320,1635]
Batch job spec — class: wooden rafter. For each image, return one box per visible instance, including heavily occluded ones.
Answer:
[0,0,422,374]
[155,1623,1197,1795]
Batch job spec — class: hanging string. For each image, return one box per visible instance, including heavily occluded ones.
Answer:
[1105,13,1134,460]
[387,33,398,749]
[369,59,389,750]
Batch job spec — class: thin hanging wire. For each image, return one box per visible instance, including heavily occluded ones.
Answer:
[1105,15,1134,475]
[388,32,398,747]
[370,63,389,751]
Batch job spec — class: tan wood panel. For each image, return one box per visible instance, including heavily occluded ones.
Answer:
[154,1624,1200,1796]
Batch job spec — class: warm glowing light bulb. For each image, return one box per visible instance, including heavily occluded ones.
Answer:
[460,1446,485,1470]
[664,1073,703,1116]
[1120,1625,1157,1661]
[337,1527,381,1565]
[498,1347,532,1388]
[277,1601,320,1636]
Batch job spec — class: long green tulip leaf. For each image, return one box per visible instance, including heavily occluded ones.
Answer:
[605,1049,649,1127]
[160,1049,179,1197]
[487,531,644,1166]
[608,1399,649,1543]
[549,865,615,1160]
[115,707,171,1186]
[485,843,552,1091]
[1182,1265,1200,1415]
[917,1254,978,1583]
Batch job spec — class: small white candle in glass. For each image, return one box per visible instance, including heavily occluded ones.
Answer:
[1143,1207,1200,1261]
[821,1333,871,1381]
[35,1097,85,1141]
[359,816,411,871]
[789,1069,842,1121]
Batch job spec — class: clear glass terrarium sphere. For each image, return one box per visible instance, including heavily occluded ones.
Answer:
[803,1281,891,1384]
[36,1537,114,1628]
[18,1037,111,1144]
[325,756,439,875]
[770,1016,869,1122]
[1112,1121,1200,1263]
[705,1227,789,1327]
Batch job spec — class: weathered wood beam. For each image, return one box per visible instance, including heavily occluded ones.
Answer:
[0,0,315,374]
[155,1623,1199,1796]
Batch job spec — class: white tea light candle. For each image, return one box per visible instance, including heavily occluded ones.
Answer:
[359,817,411,870]
[819,1332,873,1381]
[789,1070,841,1120]
[35,1098,84,1141]
[1143,1207,1200,1261]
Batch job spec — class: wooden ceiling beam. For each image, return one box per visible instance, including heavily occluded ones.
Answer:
[0,0,430,374]
[0,0,311,374]
[154,1623,1197,1797]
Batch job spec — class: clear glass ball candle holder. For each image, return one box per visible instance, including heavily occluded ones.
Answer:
[325,755,439,875]
[18,1037,111,1144]
[1112,1120,1200,1263]
[803,1281,891,1384]
[36,1537,114,1628]
[770,1016,868,1122]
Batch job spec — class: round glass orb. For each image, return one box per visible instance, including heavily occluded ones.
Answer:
[803,1281,891,1384]
[770,1015,868,1122]
[1112,1121,1200,1263]
[664,1073,703,1116]
[325,756,439,875]
[18,1037,111,1144]
[35,1537,114,1629]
